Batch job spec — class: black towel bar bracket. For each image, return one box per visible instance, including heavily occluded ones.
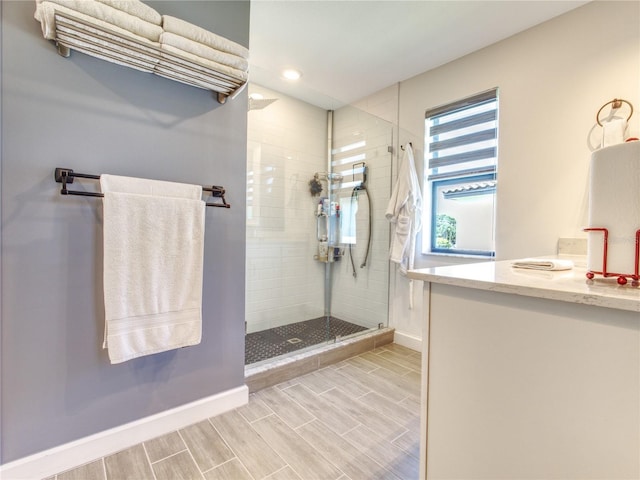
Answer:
[54,168,231,208]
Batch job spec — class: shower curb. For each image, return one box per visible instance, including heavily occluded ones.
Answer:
[244,328,395,392]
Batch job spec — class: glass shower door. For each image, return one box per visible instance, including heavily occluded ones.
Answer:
[245,83,393,366]
[327,105,393,335]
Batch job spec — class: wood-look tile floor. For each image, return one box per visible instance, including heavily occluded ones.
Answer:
[48,344,421,480]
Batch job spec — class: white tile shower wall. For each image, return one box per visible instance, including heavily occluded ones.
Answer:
[246,85,328,333]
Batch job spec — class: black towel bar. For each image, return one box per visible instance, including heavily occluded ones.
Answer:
[54,168,230,208]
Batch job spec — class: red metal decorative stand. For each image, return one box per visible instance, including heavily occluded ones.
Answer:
[583,227,640,286]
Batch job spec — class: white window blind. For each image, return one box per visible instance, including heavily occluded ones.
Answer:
[427,89,498,181]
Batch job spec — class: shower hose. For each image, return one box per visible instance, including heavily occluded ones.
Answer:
[349,185,372,278]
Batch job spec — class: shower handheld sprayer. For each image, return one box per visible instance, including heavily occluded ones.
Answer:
[348,162,373,278]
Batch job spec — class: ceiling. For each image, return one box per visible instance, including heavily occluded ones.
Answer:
[249,1,589,109]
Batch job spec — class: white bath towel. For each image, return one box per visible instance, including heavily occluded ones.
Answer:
[160,31,249,72]
[100,175,205,364]
[35,0,162,41]
[162,15,249,59]
[511,258,574,271]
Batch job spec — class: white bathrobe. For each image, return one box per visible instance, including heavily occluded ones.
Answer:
[386,143,422,275]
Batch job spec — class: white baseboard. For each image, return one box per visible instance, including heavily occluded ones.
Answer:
[392,331,422,352]
[1,385,248,480]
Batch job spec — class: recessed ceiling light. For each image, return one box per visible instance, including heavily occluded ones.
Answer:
[282,69,302,81]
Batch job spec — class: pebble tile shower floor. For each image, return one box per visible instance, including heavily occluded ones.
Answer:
[47,344,421,480]
[245,316,369,365]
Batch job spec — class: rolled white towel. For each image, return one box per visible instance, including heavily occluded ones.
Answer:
[511,258,574,271]
[160,43,248,83]
[56,28,159,72]
[34,0,162,41]
[95,0,162,25]
[162,15,249,59]
[35,1,161,50]
[36,0,162,24]
[155,63,238,92]
[160,31,248,72]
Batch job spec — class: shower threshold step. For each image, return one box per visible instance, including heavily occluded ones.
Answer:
[245,327,394,392]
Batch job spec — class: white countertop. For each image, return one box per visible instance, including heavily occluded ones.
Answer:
[408,255,640,312]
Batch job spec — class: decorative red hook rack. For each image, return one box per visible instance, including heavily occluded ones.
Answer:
[583,227,640,286]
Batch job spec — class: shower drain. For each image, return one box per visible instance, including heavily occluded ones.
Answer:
[286,338,302,344]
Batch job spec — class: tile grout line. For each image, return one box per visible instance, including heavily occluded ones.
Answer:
[339,422,361,438]
[262,464,291,479]
[141,442,159,480]
[316,385,338,397]
[247,412,301,479]
[389,428,411,445]
[101,457,107,480]
[327,370,417,469]
[292,416,318,432]
[205,414,265,480]
[238,402,274,425]
[328,384,411,435]
[175,428,206,480]
[148,447,189,465]
[372,354,420,372]
[267,385,359,479]
[285,418,349,480]
[199,456,258,480]
[269,390,320,432]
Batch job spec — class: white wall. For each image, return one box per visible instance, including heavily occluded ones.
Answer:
[356,1,640,347]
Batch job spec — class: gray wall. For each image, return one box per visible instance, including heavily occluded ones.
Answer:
[0,1,249,463]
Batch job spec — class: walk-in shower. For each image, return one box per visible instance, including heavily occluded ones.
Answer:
[245,84,393,366]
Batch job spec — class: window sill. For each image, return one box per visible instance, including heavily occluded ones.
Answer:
[422,251,494,259]
[414,252,494,269]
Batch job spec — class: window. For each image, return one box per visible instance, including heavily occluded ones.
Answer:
[424,89,498,257]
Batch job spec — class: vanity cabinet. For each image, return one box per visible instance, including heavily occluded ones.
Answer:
[409,258,640,479]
